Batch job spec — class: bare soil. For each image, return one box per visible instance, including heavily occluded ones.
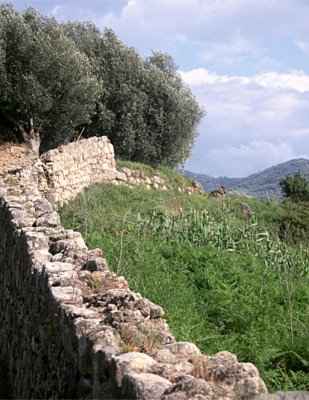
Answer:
[0,142,32,176]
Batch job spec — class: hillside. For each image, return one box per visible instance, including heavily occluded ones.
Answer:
[61,160,309,392]
[185,158,309,198]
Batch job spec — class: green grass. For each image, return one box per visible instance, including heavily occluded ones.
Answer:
[60,181,309,392]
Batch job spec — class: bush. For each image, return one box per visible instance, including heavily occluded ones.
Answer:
[280,173,309,202]
[279,200,309,244]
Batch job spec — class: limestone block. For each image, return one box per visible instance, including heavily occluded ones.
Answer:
[62,304,100,320]
[35,211,60,227]
[51,286,83,305]
[45,262,75,273]
[254,393,309,400]
[49,270,79,287]
[122,372,172,400]
[25,231,49,251]
[112,352,158,387]
[165,342,201,360]
[161,375,213,400]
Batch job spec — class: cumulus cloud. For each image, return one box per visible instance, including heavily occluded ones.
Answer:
[180,69,309,93]
[96,0,309,73]
[182,68,309,176]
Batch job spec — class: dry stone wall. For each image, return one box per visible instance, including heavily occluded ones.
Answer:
[115,166,204,195]
[39,137,117,205]
[37,137,203,206]
[0,137,271,399]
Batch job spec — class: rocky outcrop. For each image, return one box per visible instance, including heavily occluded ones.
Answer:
[0,137,268,399]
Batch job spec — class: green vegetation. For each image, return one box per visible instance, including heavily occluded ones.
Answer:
[280,173,309,202]
[0,4,203,164]
[275,174,309,244]
[0,5,99,149]
[60,169,309,392]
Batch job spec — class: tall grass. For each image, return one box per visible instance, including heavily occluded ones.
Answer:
[60,184,309,391]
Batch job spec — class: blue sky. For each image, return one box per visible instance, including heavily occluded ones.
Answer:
[7,0,309,176]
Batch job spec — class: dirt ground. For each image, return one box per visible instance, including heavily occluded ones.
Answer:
[0,142,31,176]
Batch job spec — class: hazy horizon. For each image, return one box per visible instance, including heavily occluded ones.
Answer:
[186,156,309,179]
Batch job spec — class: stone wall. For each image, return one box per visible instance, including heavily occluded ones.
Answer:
[115,166,203,195]
[39,137,117,205]
[38,137,203,206]
[0,138,269,400]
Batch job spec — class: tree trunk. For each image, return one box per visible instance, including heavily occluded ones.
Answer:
[22,128,41,157]
[0,112,41,156]
[20,119,41,157]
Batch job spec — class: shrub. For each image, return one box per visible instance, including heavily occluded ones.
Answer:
[279,200,309,244]
[280,173,309,202]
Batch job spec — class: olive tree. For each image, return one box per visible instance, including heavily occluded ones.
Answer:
[0,5,99,154]
[64,24,204,167]
[0,6,204,165]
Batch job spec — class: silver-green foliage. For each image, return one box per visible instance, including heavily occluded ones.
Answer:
[0,6,203,165]
[0,5,99,147]
[64,24,204,166]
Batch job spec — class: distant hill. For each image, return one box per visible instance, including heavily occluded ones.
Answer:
[185,158,309,198]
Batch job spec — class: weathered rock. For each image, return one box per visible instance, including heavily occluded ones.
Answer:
[112,352,158,387]
[122,372,172,400]
[82,251,108,272]
[162,375,214,400]
[166,342,201,360]
[51,286,83,305]
[254,393,309,400]
[155,349,179,364]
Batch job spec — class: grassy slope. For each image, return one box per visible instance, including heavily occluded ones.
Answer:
[60,167,309,392]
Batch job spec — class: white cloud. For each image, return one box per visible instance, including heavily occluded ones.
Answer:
[96,0,309,73]
[182,68,309,176]
[180,69,309,93]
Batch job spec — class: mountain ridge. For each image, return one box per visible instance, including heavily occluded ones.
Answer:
[185,158,309,198]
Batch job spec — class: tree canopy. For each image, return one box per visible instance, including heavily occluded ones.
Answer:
[0,5,99,152]
[279,173,309,202]
[0,5,204,166]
